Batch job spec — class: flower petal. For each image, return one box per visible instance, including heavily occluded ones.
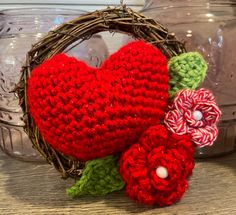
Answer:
[119,144,147,183]
[196,88,216,102]
[164,110,188,135]
[172,89,195,114]
[138,125,169,152]
[190,124,219,147]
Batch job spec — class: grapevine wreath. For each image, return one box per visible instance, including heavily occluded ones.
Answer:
[16,5,221,206]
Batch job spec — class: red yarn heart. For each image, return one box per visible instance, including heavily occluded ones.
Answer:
[28,41,169,161]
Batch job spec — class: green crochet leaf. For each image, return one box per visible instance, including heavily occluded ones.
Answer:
[168,52,208,98]
[67,156,124,198]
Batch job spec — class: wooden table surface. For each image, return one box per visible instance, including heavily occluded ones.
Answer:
[0,151,235,215]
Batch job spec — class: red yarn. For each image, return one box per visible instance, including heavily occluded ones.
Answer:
[164,88,221,147]
[27,41,169,161]
[119,125,195,206]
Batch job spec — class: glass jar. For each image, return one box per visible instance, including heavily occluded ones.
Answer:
[141,0,236,157]
[0,8,109,161]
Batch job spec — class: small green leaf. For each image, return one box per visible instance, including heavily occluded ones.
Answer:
[67,156,125,198]
[168,52,208,98]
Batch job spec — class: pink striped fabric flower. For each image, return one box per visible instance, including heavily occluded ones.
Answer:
[164,88,221,147]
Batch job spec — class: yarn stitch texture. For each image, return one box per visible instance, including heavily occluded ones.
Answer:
[164,88,221,147]
[27,41,169,161]
[168,52,207,97]
[119,125,195,206]
[67,156,124,197]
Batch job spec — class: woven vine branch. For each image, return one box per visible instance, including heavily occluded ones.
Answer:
[15,5,186,179]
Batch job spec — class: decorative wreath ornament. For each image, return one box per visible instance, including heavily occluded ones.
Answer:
[16,5,221,206]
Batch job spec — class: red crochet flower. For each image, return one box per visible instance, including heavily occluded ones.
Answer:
[119,125,195,206]
[164,88,221,147]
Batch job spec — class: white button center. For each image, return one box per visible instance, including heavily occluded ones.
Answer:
[193,110,203,121]
[156,166,168,179]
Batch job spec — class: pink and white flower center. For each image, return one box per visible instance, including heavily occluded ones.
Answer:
[193,110,203,121]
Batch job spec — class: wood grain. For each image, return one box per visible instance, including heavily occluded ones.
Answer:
[0,151,235,215]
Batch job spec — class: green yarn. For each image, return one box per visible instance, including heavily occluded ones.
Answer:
[67,156,124,198]
[168,52,208,98]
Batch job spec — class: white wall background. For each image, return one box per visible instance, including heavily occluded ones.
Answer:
[0,0,144,11]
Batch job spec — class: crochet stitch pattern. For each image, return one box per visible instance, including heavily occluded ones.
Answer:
[67,156,124,197]
[168,52,207,97]
[164,88,221,147]
[119,125,195,206]
[17,3,223,207]
[27,41,169,161]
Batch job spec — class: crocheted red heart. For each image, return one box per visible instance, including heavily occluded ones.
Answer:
[28,41,169,161]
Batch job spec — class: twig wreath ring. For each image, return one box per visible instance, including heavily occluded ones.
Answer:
[15,5,221,206]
